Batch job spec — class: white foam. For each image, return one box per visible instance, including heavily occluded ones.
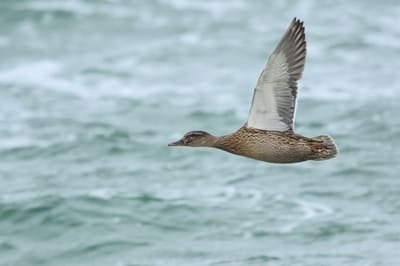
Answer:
[164,0,244,17]
[180,32,201,45]
[18,0,131,18]
[0,60,61,84]
[279,198,334,233]
[19,0,94,15]
[87,188,114,200]
[0,137,38,150]
[0,61,93,98]
[295,199,334,219]
[280,222,301,233]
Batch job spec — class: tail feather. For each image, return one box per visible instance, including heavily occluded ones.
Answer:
[311,135,338,161]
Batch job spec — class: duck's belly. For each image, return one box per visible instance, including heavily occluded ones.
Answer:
[237,137,314,164]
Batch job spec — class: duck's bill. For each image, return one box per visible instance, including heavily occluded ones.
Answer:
[168,139,184,146]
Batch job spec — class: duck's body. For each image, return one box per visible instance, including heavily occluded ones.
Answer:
[168,18,338,164]
[215,127,335,163]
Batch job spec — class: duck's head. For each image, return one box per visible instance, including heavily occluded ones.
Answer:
[168,131,216,147]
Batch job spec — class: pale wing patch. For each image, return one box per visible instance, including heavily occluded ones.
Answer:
[246,18,306,132]
[247,52,290,131]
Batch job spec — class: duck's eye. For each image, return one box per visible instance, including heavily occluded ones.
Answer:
[185,135,196,143]
[184,134,201,143]
[184,137,191,144]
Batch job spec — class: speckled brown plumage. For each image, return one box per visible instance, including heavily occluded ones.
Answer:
[168,18,338,164]
[214,127,331,163]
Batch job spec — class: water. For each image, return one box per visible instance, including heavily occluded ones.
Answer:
[1,0,399,265]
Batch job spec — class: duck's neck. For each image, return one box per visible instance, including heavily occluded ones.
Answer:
[197,134,220,147]
[212,134,239,155]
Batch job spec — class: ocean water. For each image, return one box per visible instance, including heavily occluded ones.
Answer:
[1,0,400,265]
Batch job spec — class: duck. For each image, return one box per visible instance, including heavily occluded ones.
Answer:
[168,18,337,164]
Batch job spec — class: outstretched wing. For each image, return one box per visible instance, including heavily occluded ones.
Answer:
[246,18,306,132]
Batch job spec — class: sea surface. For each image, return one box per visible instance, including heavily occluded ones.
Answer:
[1,1,400,266]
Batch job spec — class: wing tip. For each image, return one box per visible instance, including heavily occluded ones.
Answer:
[286,17,307,78]
[290,17,305,32]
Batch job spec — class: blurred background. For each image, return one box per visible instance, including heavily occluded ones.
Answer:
[1,0,399,265]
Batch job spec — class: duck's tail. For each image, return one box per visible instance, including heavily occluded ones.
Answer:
[311,135,338,161]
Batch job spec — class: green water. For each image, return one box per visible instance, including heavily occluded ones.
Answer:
[1,1,400,265]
